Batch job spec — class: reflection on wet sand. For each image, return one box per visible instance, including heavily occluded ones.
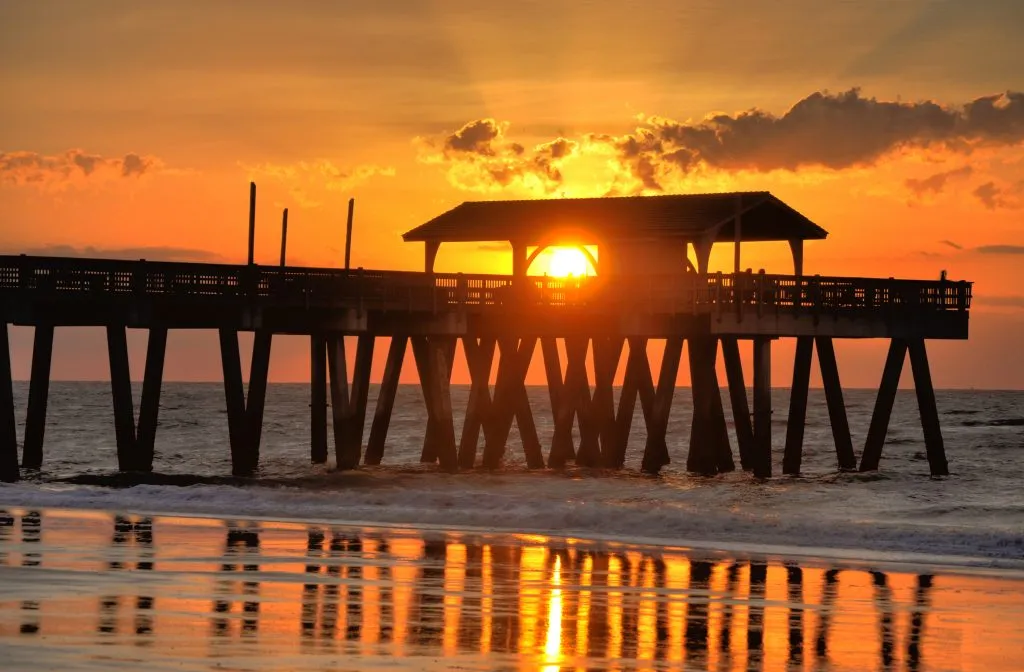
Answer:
[0,509,1021,672]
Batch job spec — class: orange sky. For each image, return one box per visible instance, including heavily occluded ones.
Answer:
[1,0,1022,388]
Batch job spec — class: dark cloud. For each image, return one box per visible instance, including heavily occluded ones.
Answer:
[973,295,1024,308]
[0,149,163,187]
[6,245,226,263]
[940,239,964,250]
[976,244,1024,255]
[590,89,1024,191]
[905,166,973,198]
[973,181,1022,210]
[419,119,579,194]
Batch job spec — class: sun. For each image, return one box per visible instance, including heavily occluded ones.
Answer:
[546,247,591,277]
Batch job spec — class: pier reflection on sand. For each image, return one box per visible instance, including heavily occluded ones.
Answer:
[0,509,1020,672]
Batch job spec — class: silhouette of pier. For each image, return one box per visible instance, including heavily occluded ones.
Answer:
[0,189,971,481]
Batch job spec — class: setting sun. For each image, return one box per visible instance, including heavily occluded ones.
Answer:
[546,247,592,277]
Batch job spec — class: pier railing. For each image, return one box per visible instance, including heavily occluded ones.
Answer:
[0,255,971,316]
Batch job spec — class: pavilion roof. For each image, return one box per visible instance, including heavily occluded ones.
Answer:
[403,192,827,245]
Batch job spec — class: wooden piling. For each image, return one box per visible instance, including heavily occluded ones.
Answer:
[458,336,496,468]
[331,334,374,470]
[485,337,541,468]
[106,326,138,471]
[365,335,407,465]
[815,337,856,471]
[593,337,623,467]
[687,337,719,476]
[135,327,167,473]
[22,324,54,470]
[721,337,755,471]
[548,337,583,468]
[752,336,772,478]
[540,337,569,467]
[641,337,682,474]
[612,337,649,468]
[860,339,907,472]
[907,339,948,476]
[219,329,251,476]
[416,337,455,463]
[243,330,271,473]
[707,341,735,473]
[0,323,19,483]
[309,334,328,464]
[326,335,349,466]
[783,336,813,475]
[426,337,458,471]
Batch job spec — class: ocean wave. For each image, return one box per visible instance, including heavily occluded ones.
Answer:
[2,471,1022,570]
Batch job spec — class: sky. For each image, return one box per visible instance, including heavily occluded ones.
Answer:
[1,0,1023,388]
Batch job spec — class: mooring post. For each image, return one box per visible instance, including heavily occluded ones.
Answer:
[247,182,256,265]
[309,334,328,464]
[106,325,139,471]
[135,327,168,473]
[752,336,772,477]
[783,336,813,475]
[0,323,19,482]
[815,337,856,471]
[907,339,948,476]
[860,339,908,472]
[365,335,407,465]
[721,337,755,471]
[22,324,54,470]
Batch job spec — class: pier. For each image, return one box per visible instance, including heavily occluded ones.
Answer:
[0,191,971,482]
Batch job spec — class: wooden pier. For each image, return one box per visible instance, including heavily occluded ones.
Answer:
[0,191,971,482]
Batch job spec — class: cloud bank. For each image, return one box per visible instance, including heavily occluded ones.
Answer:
[420,89,1023,195]
[0,149,161,188]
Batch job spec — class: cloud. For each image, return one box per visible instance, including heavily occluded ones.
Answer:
[416,119,579,195]
[242,160,394,208]
[940,239,964,250]
[976,244,1024,255]
[973,181,1022,210]
[0,149,163,189]
[4,244,226,263]
[973,295,1024,309]
[905,166,973,198]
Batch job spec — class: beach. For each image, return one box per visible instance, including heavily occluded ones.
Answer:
[0,383,1022,670]
[2,508,1023,672]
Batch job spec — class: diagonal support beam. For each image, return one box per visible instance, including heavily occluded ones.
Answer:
[816,337,856,471]
[860,339,907,472]
[641,337,683,474]
[721,337,755,471]
[908,339,948,476]
[365,335,407,465]
[783,336,814,475]
[458,336,496,468]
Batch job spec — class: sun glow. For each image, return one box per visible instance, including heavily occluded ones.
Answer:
[546,247,591,277]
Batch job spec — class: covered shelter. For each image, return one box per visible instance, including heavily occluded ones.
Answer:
[403,191,827,276]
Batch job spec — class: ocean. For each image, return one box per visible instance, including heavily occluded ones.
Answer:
[1,383,1023,671]
[1,382,1021,567]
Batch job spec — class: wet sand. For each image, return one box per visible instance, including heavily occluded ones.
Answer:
[0,508,1021,671]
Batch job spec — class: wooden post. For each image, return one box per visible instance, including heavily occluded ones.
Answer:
[752,337,772,478]
[344,198,355,271]
[427,338,458,471]
[707,341,734,474]
[721,337,755,471]
[334,334,374,469]
[783,336,813,475]
[612,337,649,468]
[243,330,272,473]
[540,337,567,466]
[860,339,907,472]
[593,337,624,468]
[571,338,602,468]
[549,337,584,468]
[107,326,138,471]
[365,336,407,465]
[459,336,496,468]
[486,337,542,468]
[326,335,349,466]
[22,324,54,470]
[279,208,288,266]
[687,337,718,475]
[0,323,19,483]
[219,329,251,476]
[309,334,328,464]
[641,337,682,474]
[135,327,168,473]
[247,182,256,265]
[416,336,455,463]
[815,337,856,471]
[907,340,948,476]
